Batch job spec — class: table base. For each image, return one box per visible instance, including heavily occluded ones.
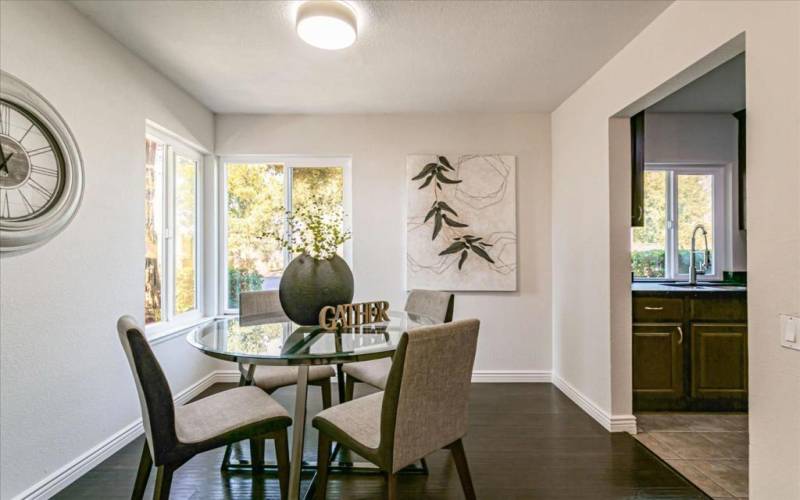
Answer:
[222,442,428,499]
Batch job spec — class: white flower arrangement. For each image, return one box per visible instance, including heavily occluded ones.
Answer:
[267,198,351,260]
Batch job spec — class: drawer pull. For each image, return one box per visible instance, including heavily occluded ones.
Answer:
[644,306,664,311]
[677,326,683,344]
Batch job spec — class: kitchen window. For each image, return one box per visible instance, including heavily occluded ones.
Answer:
[631,165,726,281]
[219,156,350,313]
[145,129,203,330]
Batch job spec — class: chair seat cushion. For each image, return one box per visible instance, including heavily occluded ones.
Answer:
[313,392,384,466]
[175,386,290,445]
[342,358,392,390]
[252,365,336,392]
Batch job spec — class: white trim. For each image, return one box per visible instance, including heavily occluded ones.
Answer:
[552,374,637,434]
[11,370,227,500]
[147,316,214,345]
[471,370,552,383]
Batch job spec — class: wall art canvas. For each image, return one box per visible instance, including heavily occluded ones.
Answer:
[406,154,517,291]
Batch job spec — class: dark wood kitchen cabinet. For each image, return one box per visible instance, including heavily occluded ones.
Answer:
[691,323,748,400]
[633,323,683,402]
[633,290,748,411]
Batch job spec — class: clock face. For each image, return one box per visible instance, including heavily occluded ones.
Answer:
[0,99,65,221]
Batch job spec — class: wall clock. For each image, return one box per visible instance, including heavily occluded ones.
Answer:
[0,71,84,253]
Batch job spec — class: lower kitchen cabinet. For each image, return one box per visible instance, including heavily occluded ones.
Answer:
[691,323,748,402]
[633,323,683,403]
[632,291,748,411]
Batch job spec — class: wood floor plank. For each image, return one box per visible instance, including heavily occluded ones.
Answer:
[54,383,708,499]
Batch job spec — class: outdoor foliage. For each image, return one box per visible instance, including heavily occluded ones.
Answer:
[631,249,666,278]
[225,164,344,308]
[228,268,264,309]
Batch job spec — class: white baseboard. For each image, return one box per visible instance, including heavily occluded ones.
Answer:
[13,370,226,500]
[552,374,637,434]
[471,370,552,383]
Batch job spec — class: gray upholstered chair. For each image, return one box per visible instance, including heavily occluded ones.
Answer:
[342,289,454,397]
[313,319,479,500]
[117,316,291,500]
[238,290,335,406]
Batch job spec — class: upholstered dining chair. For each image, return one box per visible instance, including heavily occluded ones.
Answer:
[342,289,454,398]
[116,316,291,500]
[313,319,479,500]
[238,290,335,405]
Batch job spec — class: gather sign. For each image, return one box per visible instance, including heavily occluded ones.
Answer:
[318,301,391,329]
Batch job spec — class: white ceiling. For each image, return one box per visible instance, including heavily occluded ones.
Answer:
[649,53,745,113]
[71,0,671,114]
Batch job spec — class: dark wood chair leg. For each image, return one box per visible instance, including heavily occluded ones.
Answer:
[153,464,174,500]
[448,439,476,500]
[344,375,355,402]
[386,472,398,500]
[420,457,429,474]
[249,438,265,472]
[315,433,332,500]
[132,441,152,500]
[320,379,332,409]
[274,430,290,500]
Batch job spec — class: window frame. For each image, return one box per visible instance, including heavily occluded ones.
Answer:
[145,127,205,336]
[635,163,728,282]
[217,155,352,315]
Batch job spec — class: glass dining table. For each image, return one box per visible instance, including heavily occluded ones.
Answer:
[186,310,436,500]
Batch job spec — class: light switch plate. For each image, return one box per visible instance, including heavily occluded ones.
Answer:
[780,314,800,351]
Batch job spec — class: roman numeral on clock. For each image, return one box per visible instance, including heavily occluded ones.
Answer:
[31,165,58,177]
[0,104,10,135]
[27,146,52,158]
[28,178,53,198]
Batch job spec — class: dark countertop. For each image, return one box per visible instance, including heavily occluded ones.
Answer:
[632,282,747,294]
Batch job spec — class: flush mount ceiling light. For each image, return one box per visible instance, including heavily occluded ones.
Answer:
[296,1,357,50]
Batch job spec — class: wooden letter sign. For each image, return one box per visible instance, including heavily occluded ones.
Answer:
[319,301,391,329]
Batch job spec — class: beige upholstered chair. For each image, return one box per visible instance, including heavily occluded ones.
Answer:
[117,316,291,500]
[342,289,454,397]
[239,290,336,405]
[313,319,479,500]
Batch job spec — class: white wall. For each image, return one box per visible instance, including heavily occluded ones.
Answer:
[0,2,218,498]
[551,2,800,499]
[645,112,746,270]
[216,114,552,375]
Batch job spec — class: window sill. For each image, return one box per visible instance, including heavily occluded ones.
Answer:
[146,316,216,346]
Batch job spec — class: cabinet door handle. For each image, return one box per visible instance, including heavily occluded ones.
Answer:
[676,326,683,344]
[644,306,664,311]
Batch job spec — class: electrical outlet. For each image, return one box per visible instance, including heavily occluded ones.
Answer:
[780,314,800,351]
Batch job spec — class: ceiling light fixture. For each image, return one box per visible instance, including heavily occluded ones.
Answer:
[296,1,357,50]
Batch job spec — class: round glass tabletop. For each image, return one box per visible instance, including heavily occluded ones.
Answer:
[186,310,436,366]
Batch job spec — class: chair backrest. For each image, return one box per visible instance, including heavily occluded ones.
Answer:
[404,289,454,323]
[239,290,284,319]
[380,319,479,472]
[117,315,177,465]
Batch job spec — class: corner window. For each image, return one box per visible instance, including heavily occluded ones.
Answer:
[145,130,203,328]
[632,165,725,280]
[220,157,349,312]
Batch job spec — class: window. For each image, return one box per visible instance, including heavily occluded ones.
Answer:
[221,157,349,312]
[145,130,203,328]
[632,165,726,280]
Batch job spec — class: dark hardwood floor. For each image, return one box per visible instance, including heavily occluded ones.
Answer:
[55,383,708,499]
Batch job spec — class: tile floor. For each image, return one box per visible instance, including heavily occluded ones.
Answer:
[635,413,749,499]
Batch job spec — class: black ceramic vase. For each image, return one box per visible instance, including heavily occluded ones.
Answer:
[279,253,354,326]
